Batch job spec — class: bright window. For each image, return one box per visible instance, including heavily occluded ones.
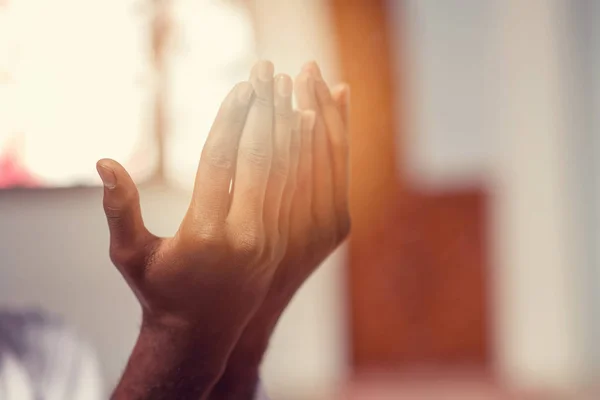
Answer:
[0,0,255,189]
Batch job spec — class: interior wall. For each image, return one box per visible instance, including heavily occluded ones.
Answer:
[0,187,163,393]
[395,0,590,390]
[490,0,586,390]
[574,1,600,380]
[560,0,598,381]
[400,0,495,189]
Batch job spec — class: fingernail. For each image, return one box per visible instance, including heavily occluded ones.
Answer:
[276,75,292,97]
[302,110,316,131]
[258,60,274,81]
[237,82,254,103]
[96,164,116,189]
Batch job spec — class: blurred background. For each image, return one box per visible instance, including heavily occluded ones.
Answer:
[1,0,599,398]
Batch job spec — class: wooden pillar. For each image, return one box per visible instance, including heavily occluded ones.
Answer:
[329,0,491,373]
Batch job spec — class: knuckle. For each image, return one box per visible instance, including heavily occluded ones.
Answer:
[264,231,283,263]
[253,94,273,108]
[272,239,287,263]
[103,204,122,221]
[194,227,226,251]
[230,228,265,263]
[271,156,289,178]
[178,218,227,253]
[201,145,234,170]
[103,192,140,219]
[260,242,276,265]
[109,246,144,269]
[233,239,262,263]
[240,146,271,168]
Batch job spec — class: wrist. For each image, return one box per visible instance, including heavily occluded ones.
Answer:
[139,316,233,373]
[142,308,245,357]
[112,320,230,400]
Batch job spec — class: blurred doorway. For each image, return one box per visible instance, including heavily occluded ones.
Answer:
[330,0,492,373]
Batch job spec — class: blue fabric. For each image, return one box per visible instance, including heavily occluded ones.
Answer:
[0,309,103,400]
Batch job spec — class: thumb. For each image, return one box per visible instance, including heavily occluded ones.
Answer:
[331,83,350,130]
[96,159,150,265]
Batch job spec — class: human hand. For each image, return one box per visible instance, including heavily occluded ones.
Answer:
[101,60,306,399]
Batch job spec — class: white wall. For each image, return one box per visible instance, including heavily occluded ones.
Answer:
[397,0,590,391]
[490,0,587,390]
[559,0,599,380]
[591,0,600,378]
[0,186,184,390]
[400,0,495,189]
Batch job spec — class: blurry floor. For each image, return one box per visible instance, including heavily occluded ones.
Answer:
[333,371,598,400]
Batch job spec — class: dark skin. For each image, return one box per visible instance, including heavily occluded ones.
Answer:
[97,60,350,400]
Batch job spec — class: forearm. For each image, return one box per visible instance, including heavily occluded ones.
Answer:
[207,334,266,399]
[112,319,233,400]
[208,302,285,400]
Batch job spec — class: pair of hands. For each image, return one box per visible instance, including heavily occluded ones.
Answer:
[97,60,350,400]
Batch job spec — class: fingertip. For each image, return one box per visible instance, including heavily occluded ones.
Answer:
[302,61,323,81]
[235,81,254,104]
[96,158,136,192]
[332,83,350,103]
[341,84,350,101]
[275,74,293,115]
[294,70,311,88]
[252,60,274,82]
[96,159,118,189]
[294,72,317,109]
[251,60,275,102]
[332,83,350,129]
[96,157,116,169]
[275,74,293,97]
